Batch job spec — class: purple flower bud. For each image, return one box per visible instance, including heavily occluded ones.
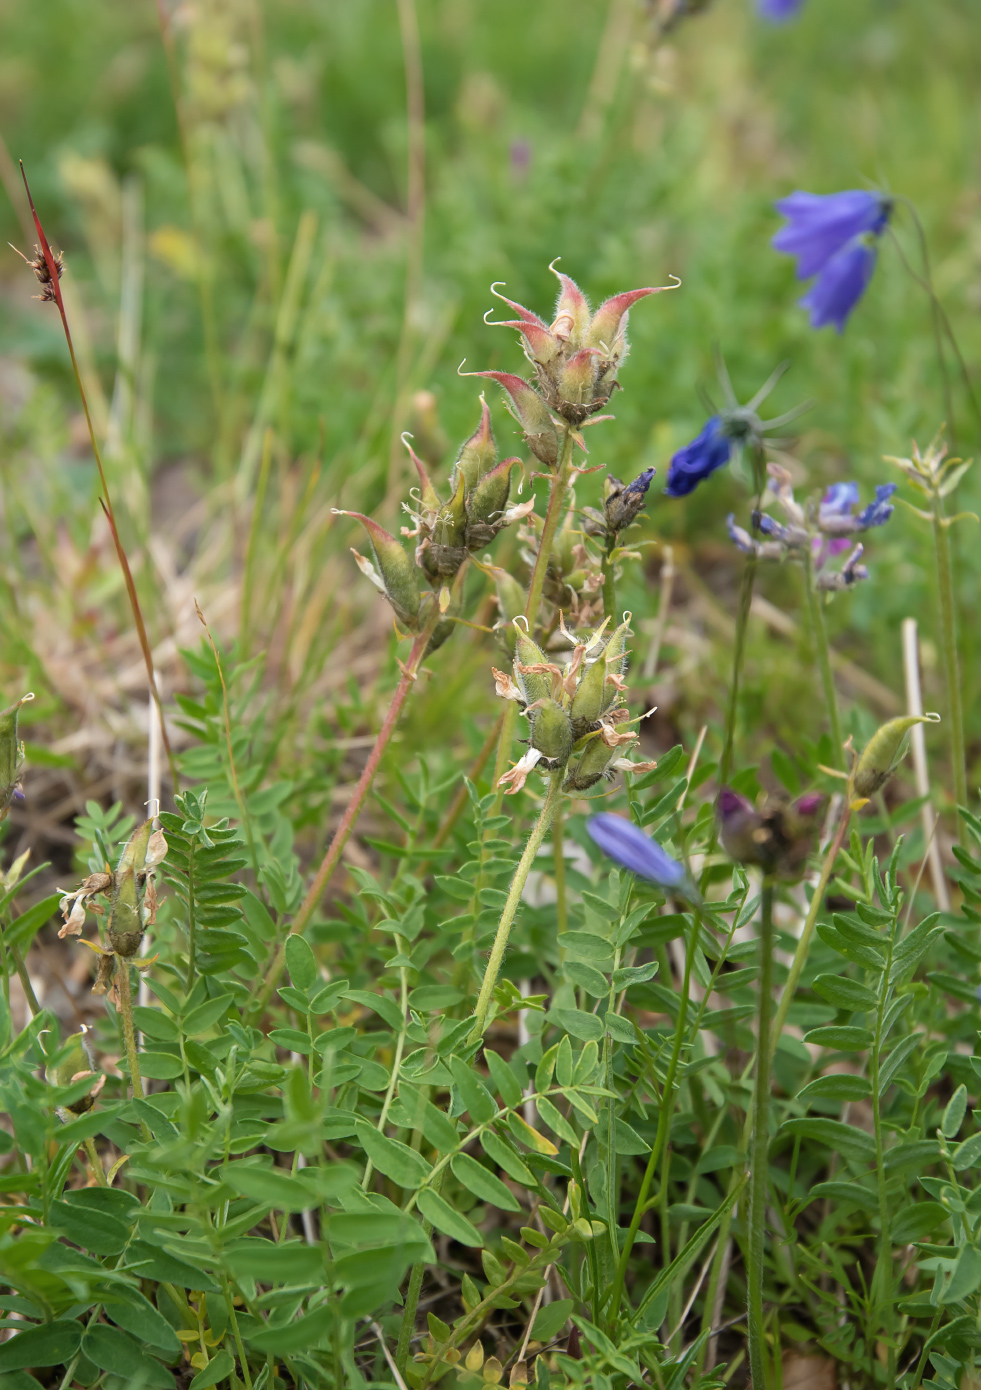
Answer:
[586,813,689,891]
[718,786,825,878]
[855,482,897,529]
[624,467,655,498]
[820,481,860,522]
[663,416,732,498]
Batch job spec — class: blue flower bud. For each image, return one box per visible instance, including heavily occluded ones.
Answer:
[663,416,732,498]
[586,813,690,892]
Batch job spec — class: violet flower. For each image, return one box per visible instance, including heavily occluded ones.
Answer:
[799,238,879,332]
[758,0,806,19]
[663,417,733,497]
[586,813,690,892]
[773,190,893,332]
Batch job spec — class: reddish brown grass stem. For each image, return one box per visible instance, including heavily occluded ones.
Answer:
[251,609,441,1014]
[19,163,179,793]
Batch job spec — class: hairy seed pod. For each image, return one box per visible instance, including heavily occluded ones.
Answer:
[563,734,617,791]
[569,655,607,738]
[530,700,574,764]
[853,714,940,798]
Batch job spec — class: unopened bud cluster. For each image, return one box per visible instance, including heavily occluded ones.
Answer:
[494,615,655,794]
[473,263,672,464]
[404,398,533,579]
[59,819,168,998]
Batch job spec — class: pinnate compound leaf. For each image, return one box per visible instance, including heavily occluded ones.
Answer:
[417,1187,484,1247]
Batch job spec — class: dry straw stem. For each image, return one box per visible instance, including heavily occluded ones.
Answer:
[18,163,180,793]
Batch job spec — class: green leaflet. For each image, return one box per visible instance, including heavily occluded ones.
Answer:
[451,1152,521,1211]
[417,1188,484,1247]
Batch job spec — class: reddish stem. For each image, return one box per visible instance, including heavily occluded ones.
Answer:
[251,616,437,1013]
[18,163,179,791]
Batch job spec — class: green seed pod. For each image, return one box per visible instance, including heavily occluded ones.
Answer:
[563,734,617,792]
[495,572,527,655]
[0,694,31,819]
[107,819,153,957]
[46,1028,103,1114]
[530,699,574,764]
[466,457,517,539]
[853,714,940,798]
[429,472,469,575]
[344,512,421,627]
[513,626,552,705]
[569,655,607,737]
[452,396,497,493]
[601,616,632,712]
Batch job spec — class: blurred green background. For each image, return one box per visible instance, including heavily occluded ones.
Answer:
[0,0,978,813]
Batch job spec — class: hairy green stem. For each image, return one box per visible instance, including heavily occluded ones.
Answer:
[601,534,616,623]
[84,1138,108,1187]
[553,805,568,936]
[397,1166,444,1373]
[490,428,575,813]
[770,800,851,1055]
[747,880,774,1390]
[469,770,564,1042]
[804,547,843,768]
[720,554,756,787]
[607,909,698,1326]
[932,499,968,812]
[115,960,151,1141]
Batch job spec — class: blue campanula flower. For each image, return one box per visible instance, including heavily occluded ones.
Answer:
[773,190,892,333]
[758,0,806,20]
[586,813,690,892]
[799,237,878,332]
[663,417,732,497]
[773,191,891,278]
